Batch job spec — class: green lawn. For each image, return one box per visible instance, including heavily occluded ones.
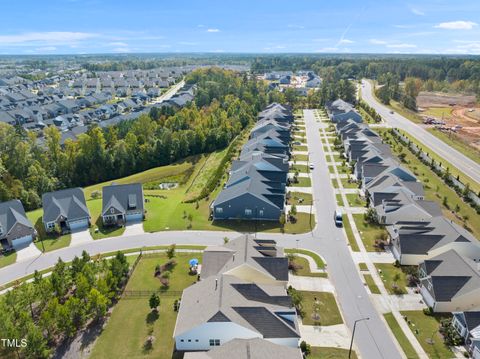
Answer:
[358,262,368,271]
[87,198,126,240]
[364,274,380,294]
[290,164,309,173]
[336,194,344,206]
[288,192,313,205]
[328,165,335,173]
[340,177,359,189]
[299,291,343,326]
[375,263,410,295]
[309,347,357,359]
[423,107,453,119]
[384,313,419,359]
[291,177,311,187]
[343,215,359,252]
[345,193,366,208]
[285,248,325,269]
[288,256,327,278]
[400,311,452,359]
[353,214,387,252]
[331,179,339,189]
[293,145,308,152]
[293,154,309,161]
[0,252,16,268]
[379,129,480,239]
[26,208,72,251]
[90,253,197,359]
[396,130,480,194]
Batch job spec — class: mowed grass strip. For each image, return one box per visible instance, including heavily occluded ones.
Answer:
[285,248,325,269]
[364,274,380,294]
[383,312,420,359]
[26,208,72,251]
[308,347,357,359]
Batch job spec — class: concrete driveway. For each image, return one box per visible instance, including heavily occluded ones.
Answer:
[71,229,93,246]
[289,274,335,292]
[299,323,351,348]
[15,242,42,262]
[124,221,145,236]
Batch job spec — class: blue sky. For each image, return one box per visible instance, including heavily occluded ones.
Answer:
[1,0,479,55]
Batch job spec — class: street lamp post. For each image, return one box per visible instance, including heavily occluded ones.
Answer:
[349,317,370,358]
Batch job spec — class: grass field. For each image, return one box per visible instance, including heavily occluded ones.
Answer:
[293,154,309,161]
[288,192,313,205]
[345,193,366,207]
[358,262,368,271]
[336,194,344,206]
[343,215,359,251]
[293,145,308,152]
[423,107,453,119]
[299,291,343,326]
[291,177,312,187]
[379,129,480,239]
[0,252,16,268]
[383,313,420,359]
[353,214,387,252]
[396,130,480,194]
[400,310,452,359]
[291,164,309,173]
[375,263,409,295]
[309,347,357,359]
[90,253,197,359]
[26,208,72,251]
[288,256,327,278]
[364,274,380,294]
[285,248,325,269]
[340,177,359,189]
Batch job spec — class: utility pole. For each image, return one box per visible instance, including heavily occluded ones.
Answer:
[349,317,370,358]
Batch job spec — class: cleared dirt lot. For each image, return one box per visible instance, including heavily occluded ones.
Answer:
[417,91,480,151]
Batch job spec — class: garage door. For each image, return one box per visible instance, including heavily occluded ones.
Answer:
[68,219,89,231]
[12,235,33,250]
[126,213,143,222]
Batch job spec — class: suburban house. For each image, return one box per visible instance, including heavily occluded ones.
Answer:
[388,217,480,265]
[42,188,90,233]
[183,338,302,359]
[101,183,145,226]
[452,311,480,359]
[371,187,441,225]
[365,173,425,204]
[326,99,362,123]
[361,160,417,190]
[0,200,36,250]
[173,274,300,352]
[201,235,289,285]
[418,249,480,312]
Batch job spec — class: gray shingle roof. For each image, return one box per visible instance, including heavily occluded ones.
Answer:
[102,183,144,216]
[42,188,89,224]
[0,200,33,236]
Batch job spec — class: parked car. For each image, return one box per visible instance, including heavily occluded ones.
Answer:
[389,110,394,114]
[334,210,343,227]
[309,163,315,170]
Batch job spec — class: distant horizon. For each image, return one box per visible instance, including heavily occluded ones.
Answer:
[1,0,479,55]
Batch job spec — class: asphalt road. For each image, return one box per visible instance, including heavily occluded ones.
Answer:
[0,109,402,359]
[361,79,480,183]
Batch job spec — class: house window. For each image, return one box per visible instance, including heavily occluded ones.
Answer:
[195,339,199,342]
[215,339,220,346]
[259,210,264,217]
[110,208,115,214]
[180,339,184,342]
[216,207,223,214]
[209,339,221,346]
[245,209,252,216]
[188,339,191,342]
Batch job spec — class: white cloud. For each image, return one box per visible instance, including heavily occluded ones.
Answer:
[410,7,425,16]
[206,28,220,33]
[386,43,417,48]
[0,31,98,45]
[434,21,477,30]
[287,24,305,29]
[35,46,56,52]
[107,42,128,47]
[178,41,198,46]
[370,39,387,45]
[339,39,354,44]
[112,47,131,53]
[315,47,339,53]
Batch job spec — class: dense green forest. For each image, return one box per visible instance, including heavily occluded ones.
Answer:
[0,251,131,359]
[0,68,268,210]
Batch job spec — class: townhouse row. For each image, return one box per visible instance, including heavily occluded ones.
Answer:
[328,98,480,358]
[210,103,294,222]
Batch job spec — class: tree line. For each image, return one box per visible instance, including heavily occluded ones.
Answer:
[0,251,130,359]
[0,68,268,210]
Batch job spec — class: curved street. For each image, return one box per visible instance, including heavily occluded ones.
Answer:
[0,109,403,359]
[361,79,480,183]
